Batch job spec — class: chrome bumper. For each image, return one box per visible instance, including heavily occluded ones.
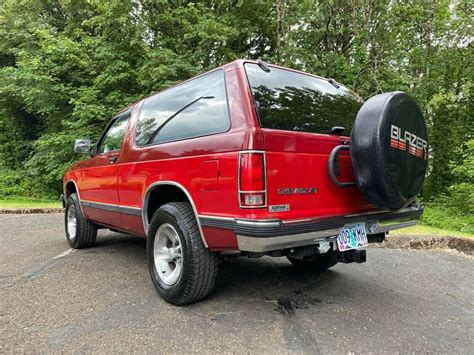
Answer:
[233,205,423,252]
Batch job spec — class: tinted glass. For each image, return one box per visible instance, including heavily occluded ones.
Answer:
[97,112,130,154]
[244,63,363,135]
[136,70,230,146]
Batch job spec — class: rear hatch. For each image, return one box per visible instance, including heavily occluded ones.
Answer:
[244,63,374,220]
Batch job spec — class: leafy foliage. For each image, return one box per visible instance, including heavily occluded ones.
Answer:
[0,168,28,198]
[0,0,472,227]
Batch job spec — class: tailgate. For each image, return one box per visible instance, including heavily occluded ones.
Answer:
[243,61,374,220]
[264,128,373,220]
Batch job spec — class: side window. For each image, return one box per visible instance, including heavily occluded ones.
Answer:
[97,112,130,154]
[135,70,230,146]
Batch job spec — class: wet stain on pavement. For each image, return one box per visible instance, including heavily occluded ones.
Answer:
[276,291,321,316]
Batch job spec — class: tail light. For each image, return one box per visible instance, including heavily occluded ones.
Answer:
[239,151,266,208]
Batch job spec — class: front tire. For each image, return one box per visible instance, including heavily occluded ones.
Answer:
[65,193,97,249]
[147,202,218,305]
[287,251,338,271]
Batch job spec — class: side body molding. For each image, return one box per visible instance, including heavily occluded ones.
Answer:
[141,181,208,247]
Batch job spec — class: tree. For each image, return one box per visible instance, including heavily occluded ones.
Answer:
[0,0,471,206]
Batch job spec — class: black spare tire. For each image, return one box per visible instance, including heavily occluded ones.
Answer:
[350,91,428,210]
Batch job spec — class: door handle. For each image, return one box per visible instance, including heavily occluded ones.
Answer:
[109,156,118,164]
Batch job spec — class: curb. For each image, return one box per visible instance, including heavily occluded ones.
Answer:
[373,234,474,256]
[0,208,64,214]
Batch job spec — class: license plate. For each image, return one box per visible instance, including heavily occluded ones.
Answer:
[337,222,368,251]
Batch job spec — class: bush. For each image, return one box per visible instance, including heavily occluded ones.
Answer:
[421,186,474,234]
[0,169,31,198]
[421,138,474,234]
[421,202,474,234]
[0,168,56,199]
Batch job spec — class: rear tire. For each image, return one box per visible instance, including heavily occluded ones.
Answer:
[146,202,218,305]
[287,251,338,271]
[65,193,97,249]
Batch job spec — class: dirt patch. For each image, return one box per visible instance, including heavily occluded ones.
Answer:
[373,234,474,256]
[0,208,63,214]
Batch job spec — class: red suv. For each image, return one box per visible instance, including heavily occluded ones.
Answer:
[62,60,427,305]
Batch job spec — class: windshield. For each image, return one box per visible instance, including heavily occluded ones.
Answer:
[244,63,363,135]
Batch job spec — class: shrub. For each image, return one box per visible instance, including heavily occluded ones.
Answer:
[0,169,31,198]
[0,168,56,199]
[421,139,474,234]
[421,185,474,234]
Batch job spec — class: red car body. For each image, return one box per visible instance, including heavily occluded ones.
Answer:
[63,60,422,254]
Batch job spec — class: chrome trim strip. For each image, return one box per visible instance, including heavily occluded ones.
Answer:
[81,200,118,212]
[80,200,142,216]
[119,205,142,216]
[238,149,267,153]
[142,181,207,247]
[198,215,234,221]
[235,219,280,227]
[81,200,116,207]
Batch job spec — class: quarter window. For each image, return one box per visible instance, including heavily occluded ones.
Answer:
[97,112,130,154]
[135,70,230,146]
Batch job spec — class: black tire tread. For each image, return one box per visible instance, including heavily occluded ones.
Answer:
[65,193,97,249]
[148,202,218,305]
[172,202,218,304]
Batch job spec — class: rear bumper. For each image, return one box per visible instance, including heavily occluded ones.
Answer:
[200,205,423,252]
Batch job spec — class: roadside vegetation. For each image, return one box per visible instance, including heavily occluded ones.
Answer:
[391,225,474,239]
[0,1,472,233]
[0,198,59,209]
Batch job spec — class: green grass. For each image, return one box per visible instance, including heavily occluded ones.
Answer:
[0,198,60,209]
[391,224,474,239]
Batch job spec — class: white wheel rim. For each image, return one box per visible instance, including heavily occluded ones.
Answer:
[67,205,77,240]
[153,223,183,286]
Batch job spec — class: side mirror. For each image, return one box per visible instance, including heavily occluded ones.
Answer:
[74,139,92,154]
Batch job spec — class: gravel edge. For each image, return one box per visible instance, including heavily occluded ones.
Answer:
[372,234,474,256]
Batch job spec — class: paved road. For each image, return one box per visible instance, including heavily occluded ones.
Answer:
[1,214,473,353]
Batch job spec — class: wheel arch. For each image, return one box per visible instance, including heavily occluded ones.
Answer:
[64,179,86,218]
[142,181,208,247]
[64,180,80,199]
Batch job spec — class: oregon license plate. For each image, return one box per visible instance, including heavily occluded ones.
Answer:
[337,222,368,251]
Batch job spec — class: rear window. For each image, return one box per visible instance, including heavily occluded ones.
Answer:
[244,63,362,135]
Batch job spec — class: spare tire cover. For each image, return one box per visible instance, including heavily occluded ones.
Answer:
[350,91,428,210]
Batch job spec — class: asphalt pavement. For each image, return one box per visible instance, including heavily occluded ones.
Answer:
[1,214,473,353]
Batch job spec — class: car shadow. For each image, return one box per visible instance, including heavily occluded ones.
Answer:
[90,231,350,305]
[87,231,398,315]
